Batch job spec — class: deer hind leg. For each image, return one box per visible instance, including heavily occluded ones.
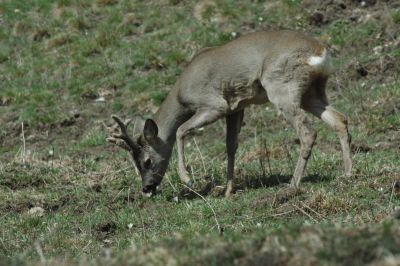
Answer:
[300,73,352,177]
[261,78,317,187]
[281,105,317,187]
[176,108,223,186]
[225,110,244,197]
[305,103,352,177]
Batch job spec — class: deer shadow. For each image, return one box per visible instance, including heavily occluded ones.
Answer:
[177,172,334,200]
[238,173,335,190]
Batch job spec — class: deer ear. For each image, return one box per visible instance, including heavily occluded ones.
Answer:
[132,115,146,137]
[143,119,158,141]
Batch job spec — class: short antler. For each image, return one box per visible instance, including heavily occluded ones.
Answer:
[107,115,139,152]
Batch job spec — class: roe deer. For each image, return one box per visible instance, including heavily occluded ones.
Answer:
[107,30,352,197]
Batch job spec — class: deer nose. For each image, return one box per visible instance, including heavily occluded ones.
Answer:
[142,183,157,194]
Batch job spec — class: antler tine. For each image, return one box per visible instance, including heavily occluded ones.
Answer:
[106,137,131,151]
[111,115,130,135]
[109,115,139,151]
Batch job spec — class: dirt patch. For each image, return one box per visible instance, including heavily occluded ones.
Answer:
[252,186,306,209]
[96,220,117,240]
[382,100,400,117]
[0,200,32,214]
[356,55,400,84]
[351,140,372,153]
[373,130,400,151]
[303,0,399,26]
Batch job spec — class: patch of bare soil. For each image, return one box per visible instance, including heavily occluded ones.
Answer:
[96,220,117,241]
[372,129,400,151]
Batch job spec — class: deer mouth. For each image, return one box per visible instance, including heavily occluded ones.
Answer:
[142,183,158,196]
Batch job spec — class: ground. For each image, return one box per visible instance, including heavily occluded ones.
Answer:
[0,0,399,265]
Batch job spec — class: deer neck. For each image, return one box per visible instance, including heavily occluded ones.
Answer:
[153,88,190,148]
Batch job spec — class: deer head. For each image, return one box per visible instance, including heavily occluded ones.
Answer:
[107,115,171,195]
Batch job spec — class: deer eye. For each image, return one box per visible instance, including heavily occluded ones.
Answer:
[144,158,152,169]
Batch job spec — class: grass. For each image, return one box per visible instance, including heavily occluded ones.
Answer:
[0,0,399,265]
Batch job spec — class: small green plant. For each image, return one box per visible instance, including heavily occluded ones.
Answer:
[327,20,352,48]
[80,130,107,147]
[149,90,168,106]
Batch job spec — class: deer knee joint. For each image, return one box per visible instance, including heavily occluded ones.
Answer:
[176,128,187,139]
[300,123,316,143]
[307,129,317,144]
[325,107,349,134]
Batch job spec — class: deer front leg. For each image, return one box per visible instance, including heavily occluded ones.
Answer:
[176,109,223,187]
[225,110,244,197]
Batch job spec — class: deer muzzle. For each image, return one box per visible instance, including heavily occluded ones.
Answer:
[142,176,159,195]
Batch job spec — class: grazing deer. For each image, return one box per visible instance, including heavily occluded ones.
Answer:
[107,30,352,197]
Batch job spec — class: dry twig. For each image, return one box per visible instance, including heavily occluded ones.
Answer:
[21,122,26,165]
[292,204,318,222]
[301,202,325,219]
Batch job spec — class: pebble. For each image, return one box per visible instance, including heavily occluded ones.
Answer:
[28,207,45,217]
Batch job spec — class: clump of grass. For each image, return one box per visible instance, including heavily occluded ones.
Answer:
[391,10,400,23]
[80,130,107,147]
[30,28,51,42]
[0,162,59,189]
[12,21,31,36]
[149,90,168,106]
[0,43,12,62]
[67,17,91,32]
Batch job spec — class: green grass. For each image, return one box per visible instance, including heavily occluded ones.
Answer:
[0,0,399,265]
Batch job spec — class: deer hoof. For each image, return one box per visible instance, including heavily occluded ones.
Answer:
[142,191,153,198]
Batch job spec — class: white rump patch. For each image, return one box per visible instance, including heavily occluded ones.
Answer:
[307,48,332,74]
